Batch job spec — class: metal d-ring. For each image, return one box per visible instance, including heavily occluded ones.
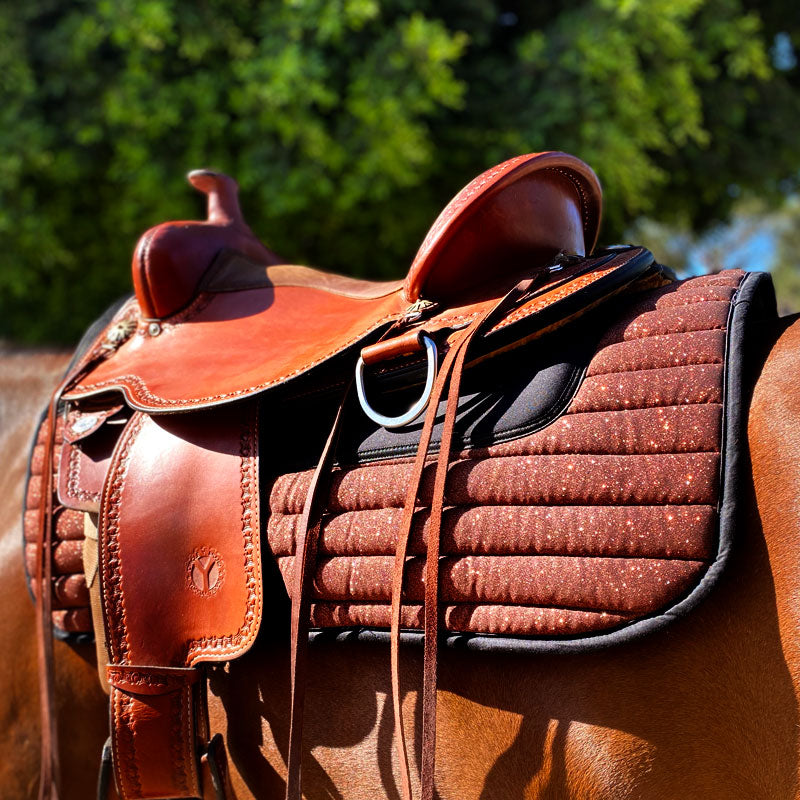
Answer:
[355,333,438,429]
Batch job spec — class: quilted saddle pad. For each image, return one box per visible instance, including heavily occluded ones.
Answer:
[264,268,776,652]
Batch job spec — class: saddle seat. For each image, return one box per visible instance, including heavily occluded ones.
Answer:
[63,152,602,411]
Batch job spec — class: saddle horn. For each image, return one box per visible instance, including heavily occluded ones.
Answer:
[187,169,246,227]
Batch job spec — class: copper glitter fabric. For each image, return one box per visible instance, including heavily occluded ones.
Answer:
[23,414,92,634]
[267,270,749,638]
[277,554,705,611]
[309,603,634,636]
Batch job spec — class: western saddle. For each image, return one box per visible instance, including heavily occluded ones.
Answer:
[27,151,765,799]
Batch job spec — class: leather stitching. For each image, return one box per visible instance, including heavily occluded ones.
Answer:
[136,229,157,318]
[107,668,195,690]
[548,166,591,230]
[186,686,197,793]
[70,262,615,408]
[413,156,532,264]
[114,688,143,799]
[135,291,215,335]
[187,408,261,661]
[66,444,101,503]
[101,413,147,663]
[412,160,595,269]
[68,254,642,409]
[70,315,397,407]
[169,688,190,795]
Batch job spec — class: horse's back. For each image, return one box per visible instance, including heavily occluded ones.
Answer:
[208,315,800,799]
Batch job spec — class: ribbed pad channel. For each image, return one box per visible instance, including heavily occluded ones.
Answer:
[23,414,92,634]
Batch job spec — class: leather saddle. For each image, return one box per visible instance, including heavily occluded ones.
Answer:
[25,151,775,800]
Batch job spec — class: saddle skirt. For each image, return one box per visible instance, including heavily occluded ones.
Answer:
[24,151,778,800]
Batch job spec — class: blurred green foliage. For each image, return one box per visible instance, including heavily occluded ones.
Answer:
[1,0,798,343]
[629,195,800,314]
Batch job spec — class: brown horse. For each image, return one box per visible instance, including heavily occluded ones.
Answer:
[2,306,799,799]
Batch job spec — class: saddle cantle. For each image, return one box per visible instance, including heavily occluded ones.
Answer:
[25,151,778,800]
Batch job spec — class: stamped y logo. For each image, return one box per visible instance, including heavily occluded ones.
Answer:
[186,548,224,596]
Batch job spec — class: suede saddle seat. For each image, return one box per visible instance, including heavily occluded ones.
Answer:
[24,151,778,800]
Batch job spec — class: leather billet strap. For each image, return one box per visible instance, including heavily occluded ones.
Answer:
[98,401,261,800]
[106,666,233,800]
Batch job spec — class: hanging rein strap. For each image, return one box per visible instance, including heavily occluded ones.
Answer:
[284,333,471,800]
[389,274,549,800]
[286,391,352,800]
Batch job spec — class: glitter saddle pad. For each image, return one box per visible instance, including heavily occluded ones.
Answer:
[24,267,777,652]
[264,267,776,653]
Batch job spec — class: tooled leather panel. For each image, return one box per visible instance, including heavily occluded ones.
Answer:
[107,666,202,799]
[109,671,201,800]
[56,407,126,513]
[22,413,92,635]
[99,405,260,799]
[99,403,261,668]
[266,270,746,637]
